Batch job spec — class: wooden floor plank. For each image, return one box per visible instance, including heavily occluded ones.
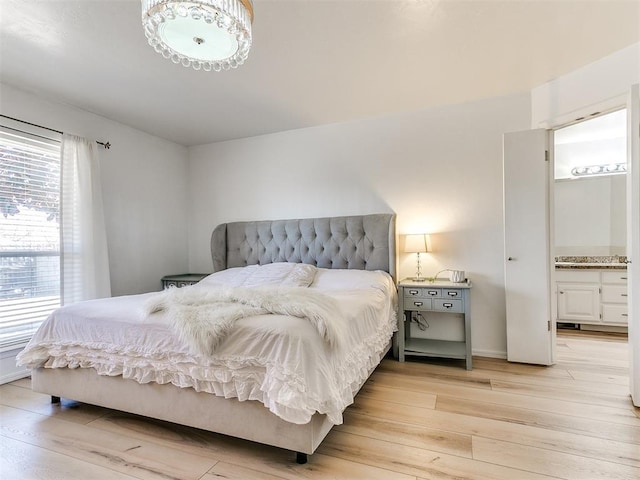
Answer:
[8,377,31,389]
[567,369,629,386]
[367,370,639,426]
[85,410,415,480]
[334,410,473,458]
[435,394,640,445]
[0,405,217,480]
[490,379,633,410]
[355,382,437,409]
[472,356,573,378]
[205,462,288,480]
[318,430,556,480]
[205,450,417,480]
[378,355,629,396]
[349,394,640,467]
[0,383,109,425]
[0,434,139,480]
[473,437,640,480]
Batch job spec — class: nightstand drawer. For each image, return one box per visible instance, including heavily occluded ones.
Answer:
[404,287,441,298]
[405,298,433,311]
[404,287,428,298]
[433,299,464,313]
[442,289,462,298]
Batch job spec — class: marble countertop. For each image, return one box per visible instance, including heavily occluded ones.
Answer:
[554,256,627,270]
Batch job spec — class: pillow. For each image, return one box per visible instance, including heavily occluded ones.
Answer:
[199,263,317,288]
[310,267,394,291]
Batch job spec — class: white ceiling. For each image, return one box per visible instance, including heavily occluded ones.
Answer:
[1,0,639,146]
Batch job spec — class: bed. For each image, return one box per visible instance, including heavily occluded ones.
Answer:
[18,213,397,463]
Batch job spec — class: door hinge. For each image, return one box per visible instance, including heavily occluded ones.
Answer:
[545,150,549,162]
[547,320,551,331]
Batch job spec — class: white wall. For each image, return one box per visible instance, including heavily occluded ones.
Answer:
[0,83,190,296]
[532,43,640,127]
[188,93,531,358]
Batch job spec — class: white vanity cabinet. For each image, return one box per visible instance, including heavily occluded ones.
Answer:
[601,271,629,325]
[556,271,600,323]
[555,269,628,328]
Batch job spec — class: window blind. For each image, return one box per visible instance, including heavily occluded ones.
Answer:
[0,125,61,351]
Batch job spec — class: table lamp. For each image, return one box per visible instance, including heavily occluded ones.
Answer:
[404,233,432,281]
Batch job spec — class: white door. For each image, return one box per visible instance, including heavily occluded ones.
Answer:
[627,85,640,406]
[503,129,555,365]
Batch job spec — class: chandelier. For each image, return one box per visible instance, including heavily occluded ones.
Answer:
[141,0,254,71]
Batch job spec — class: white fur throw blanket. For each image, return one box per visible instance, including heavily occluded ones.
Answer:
[146,286,344,356]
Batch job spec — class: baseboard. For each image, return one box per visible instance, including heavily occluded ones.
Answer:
[0,349,30,385]
[472,349,507,360]
[0,369,30,385]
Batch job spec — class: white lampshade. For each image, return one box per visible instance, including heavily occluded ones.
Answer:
[404,234,432,253]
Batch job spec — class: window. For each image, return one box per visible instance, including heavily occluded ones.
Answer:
[0,123,61,351]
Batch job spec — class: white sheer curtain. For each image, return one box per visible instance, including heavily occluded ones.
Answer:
[61,134,111,305]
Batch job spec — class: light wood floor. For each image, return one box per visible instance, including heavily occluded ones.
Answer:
[1,330,638,480]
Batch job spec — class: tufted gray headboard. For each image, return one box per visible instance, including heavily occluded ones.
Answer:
[211,213,396,279]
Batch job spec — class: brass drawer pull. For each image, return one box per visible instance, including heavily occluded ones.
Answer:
[427,290,438,296]
[413,302,423,307]
[447,291,459,297]
[443,303,453,309]
[408,289,419,296]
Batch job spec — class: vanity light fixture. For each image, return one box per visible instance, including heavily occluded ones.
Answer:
[404,234,432,282]
[571,162,627,177]
[141,0,254,71]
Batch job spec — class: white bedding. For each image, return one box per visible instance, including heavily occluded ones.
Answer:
[17,266,397,425]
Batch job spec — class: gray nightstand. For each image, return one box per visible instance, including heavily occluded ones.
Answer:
[161,273,209,289]
[397,278,472,370]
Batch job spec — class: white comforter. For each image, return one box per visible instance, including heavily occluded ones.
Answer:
[17,266,397,425]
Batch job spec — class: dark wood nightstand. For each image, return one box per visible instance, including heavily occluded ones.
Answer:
[161,273,209,289]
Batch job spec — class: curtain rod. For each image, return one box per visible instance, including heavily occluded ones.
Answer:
[0,114,111,149]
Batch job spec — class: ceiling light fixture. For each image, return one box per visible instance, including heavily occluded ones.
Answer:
[141,0,254,72]
[571,162,627,177]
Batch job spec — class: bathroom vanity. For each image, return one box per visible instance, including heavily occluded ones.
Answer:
[555,257,628,330]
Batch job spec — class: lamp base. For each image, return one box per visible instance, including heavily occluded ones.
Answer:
[410,277,427,282]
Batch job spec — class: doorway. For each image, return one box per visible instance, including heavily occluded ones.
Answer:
[552,109,628,335]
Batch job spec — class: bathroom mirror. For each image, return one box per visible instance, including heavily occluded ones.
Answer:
[554,109,627,257]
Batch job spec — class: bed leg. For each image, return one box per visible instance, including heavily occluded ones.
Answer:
[51,396,60,404]
[295,452,308,464]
